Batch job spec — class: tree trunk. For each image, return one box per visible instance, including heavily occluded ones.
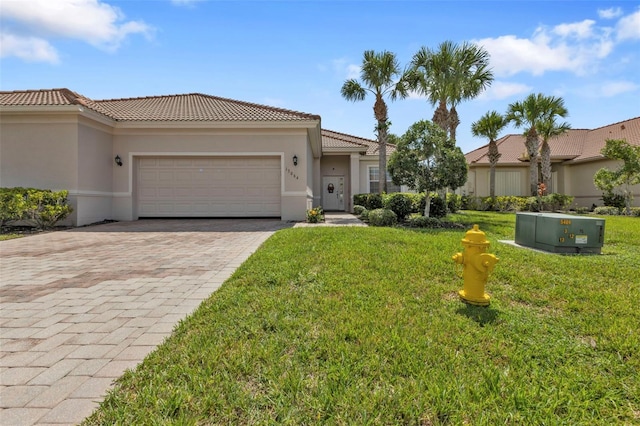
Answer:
[526,128,539,196]
[424,192,431,217]
[487,139,501,198]
[540,141,552,192]
[378,123,387,193]
[448,105,460,142]
[374,94,389,194]
[432,100,448,132]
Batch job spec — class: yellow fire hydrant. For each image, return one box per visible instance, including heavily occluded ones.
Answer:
[452,224,499,306]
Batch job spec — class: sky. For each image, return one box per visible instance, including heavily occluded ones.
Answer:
[1,0,639,154]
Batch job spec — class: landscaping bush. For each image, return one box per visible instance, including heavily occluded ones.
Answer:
[408,193,426,214]
[367,208,397,227]
[0,187,73,229]
[359,209,369,222]
[353,193,383,210]
[407,215,442,228]
[593,206,620,215]
[542,193,574,211]
[383,193,413,221]
[353,205,367,216]
[602,192,626,210]
[0,188,28,226]
[429,196,447,218]
[446,193,462,213]
[629,207,640,217]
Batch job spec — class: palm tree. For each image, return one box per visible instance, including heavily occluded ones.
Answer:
[537,117,571,191]
[341,50,410,193]
[506,93,568,195]
[471,111,508,198]
[410,40,493,142]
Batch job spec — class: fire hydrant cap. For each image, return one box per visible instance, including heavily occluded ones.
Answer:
[462,224,489,246]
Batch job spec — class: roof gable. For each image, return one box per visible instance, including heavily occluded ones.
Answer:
[0,89,321,122]
[321,129,396,155]
[466,117,640,165]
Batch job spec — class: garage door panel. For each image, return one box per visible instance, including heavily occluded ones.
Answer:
[137,156,281,217]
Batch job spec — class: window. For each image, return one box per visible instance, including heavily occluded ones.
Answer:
[490,171,521,196]
[369,166,401,193]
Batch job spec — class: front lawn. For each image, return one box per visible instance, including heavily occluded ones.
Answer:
[85,212,639,425]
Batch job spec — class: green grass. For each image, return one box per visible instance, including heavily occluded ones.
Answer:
[0,233,21,241]
[84,212,639,425]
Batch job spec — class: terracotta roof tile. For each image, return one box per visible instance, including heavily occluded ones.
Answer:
[321,129,396,155]
[466,117,640,165]
[0,89,321,122]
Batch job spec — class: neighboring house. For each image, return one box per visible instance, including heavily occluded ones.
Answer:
[0,89,395,226]
[461,117,640,208]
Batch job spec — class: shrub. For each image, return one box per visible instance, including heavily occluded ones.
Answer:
[629,207,640,217]
[601,192,626,210]
[408,193,426,214]
[0,188,28,226]
[573,206,590,214]
[429,196,447,219]
[1,187,73,229]
[26,190,73,229]
[383,193,413,221]
[353,205,367,216]
[368,208,397,227]
[543,193,574,211]
[306,206,324,223]
[446,193,462,213]
[353,193,383,210]
[360,209,370,222]
[593,206,620,215]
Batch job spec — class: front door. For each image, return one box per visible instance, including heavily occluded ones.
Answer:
[323,176,345,211]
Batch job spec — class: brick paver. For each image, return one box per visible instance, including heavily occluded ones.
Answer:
[0,219,290,425]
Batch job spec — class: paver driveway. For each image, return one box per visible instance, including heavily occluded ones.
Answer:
[0,219,291,425]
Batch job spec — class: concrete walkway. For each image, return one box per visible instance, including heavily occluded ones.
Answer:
[0,219,291,425]
[294,212,366,227]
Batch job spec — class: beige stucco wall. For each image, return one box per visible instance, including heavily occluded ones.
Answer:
[76,119,114,225]
[0,114,81,224]
[565,159,640,207]
[111,128,312,221]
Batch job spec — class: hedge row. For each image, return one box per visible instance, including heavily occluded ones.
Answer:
[0,187,73,229]
[353,192,461,220]
[460,194,574,212]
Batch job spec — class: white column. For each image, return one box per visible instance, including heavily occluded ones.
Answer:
[350,153,360,212]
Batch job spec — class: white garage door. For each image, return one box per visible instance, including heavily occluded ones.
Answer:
[137,157,281,217]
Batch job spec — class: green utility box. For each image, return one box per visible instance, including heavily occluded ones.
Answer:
[515,212,605,254]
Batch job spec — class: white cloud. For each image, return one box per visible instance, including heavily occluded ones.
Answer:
[331,58,360,79]
[474,18,615,77]
[1,0,153,55]
[598,7,623,19]
[599,81,639,97]
[616,9,640,40]
[0,32,59,64]
[477,81,532,100]
[553,19,595,39]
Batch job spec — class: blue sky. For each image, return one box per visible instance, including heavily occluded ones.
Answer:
[1,0,639,154]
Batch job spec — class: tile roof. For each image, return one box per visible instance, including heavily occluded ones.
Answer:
[0,88,321,122]
[321,129,396,155]
[466,117,640,165]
